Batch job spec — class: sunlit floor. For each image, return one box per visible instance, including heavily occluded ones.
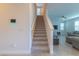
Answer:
[53,35,79,56]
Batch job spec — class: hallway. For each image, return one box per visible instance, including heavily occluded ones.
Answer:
[31,16,50,56]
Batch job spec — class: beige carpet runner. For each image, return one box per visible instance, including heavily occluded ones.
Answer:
[31,16,49,56]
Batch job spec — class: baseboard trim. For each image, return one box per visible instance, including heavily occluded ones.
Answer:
[0,50,31,56]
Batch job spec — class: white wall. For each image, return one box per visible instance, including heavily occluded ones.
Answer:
[31,4,37,30]
[0,3,34,55]
[29,3,37,52]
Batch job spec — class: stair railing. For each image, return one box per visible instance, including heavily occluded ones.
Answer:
[44,15,54,54]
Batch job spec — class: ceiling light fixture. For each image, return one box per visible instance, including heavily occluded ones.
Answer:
[61,16,67,20]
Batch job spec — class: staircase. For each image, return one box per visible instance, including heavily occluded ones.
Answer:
[32,16,49,56]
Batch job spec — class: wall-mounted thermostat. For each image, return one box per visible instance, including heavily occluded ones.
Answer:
[10,19,16,23]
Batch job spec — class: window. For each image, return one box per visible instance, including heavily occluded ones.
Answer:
[60,23,64,30]
[37,8,41,15]
[75,21,79,31]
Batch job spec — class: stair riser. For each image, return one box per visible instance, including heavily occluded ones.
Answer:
[34,30,46,32]
[35,25,45,26]
[32,47,49,50]
[34,31,46,33]
[33,35,46,37]
[35,26,45,27]
[34,28,46,29]
[33,40,47,41]
[33,44,48,47]
[33,40,48,42]
[33,39,47,41]
[33,42,48,45]
[34,32,46,34]
[34,28,45,29]
[32,48,49,52]
[33,34,47,36]
[33,37,47,40]
[33,37,47,39]
[33,35,47,37]
[35,28,46,31]
[34,30,46,31]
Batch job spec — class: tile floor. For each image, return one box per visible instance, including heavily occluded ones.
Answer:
[53,35,79,56]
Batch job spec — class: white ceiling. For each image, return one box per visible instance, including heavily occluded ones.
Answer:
[37,3,43,8]
[47,3,79,20]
